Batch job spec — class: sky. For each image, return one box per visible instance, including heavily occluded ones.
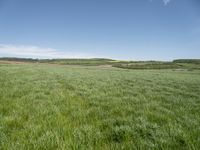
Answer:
[0,0,199,60]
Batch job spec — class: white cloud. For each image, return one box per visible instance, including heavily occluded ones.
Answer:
[0,44,95,59]
[149,0,172,5]
[163,0,171,5]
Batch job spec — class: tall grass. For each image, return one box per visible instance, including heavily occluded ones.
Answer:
[0,63,200,149]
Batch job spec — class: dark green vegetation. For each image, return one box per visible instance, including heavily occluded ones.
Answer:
[0,62,200,149]
[113,62,200,70]
[173,59,200,64]
[112,62,182,69]
[112,60,200,70]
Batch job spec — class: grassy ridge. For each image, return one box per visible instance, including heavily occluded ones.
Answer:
[0,63,200,149]
[40,58,114,65]
[113,62,200,70]
[112,62,182,69]
[173,59,200,64]
[0,57,114,66]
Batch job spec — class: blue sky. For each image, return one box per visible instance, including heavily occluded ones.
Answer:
[0,0,199,60]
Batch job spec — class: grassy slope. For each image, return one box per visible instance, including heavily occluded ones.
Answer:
[0,63,200,149]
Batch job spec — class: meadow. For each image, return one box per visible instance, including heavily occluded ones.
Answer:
[0,61,200,149]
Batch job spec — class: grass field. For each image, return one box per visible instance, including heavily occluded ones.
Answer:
[0,62,200,149]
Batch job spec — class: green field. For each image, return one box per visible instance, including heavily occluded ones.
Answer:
[0,62,200,149]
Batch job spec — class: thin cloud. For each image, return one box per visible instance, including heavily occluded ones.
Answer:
[163,0,171,5]
[0,44,94,59]
[149,0,172,5]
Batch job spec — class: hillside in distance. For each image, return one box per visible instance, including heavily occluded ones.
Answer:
[0,57,200,70]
